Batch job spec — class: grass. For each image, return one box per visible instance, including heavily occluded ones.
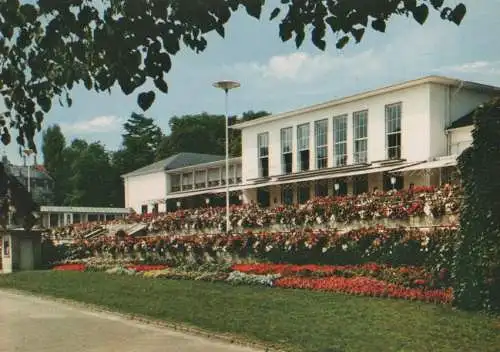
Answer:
[1,271,499,352]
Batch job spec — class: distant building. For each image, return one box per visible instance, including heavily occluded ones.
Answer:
[2,155,54,206]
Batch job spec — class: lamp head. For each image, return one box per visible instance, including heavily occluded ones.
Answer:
[213,80,240,92]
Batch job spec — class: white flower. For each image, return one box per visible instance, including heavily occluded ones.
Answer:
[342,244,348,251]
[322,247,328,253]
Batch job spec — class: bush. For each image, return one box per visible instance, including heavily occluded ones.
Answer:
[452,99,500,312]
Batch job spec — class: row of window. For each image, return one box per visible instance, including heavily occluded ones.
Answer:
[170,166,243,193]
[255,174,405,207]
[257,103,402,177]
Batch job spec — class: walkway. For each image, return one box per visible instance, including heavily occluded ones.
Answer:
[0,290,262,352]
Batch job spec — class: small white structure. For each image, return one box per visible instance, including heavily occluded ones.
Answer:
[122,152,242,213]
[39,206,132,228]
[1,227,42,274]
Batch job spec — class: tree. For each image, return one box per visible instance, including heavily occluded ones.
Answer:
[452,99,500,312]
[0,0,466,151]
[41,124,67,205]
[156,113,225,159]
[155,110,271,160]
[64,139,120,206]
[115,112,163,172]
[229,110,271,156]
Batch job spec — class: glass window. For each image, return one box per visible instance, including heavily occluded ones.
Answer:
[281,127,293,174]
[297,123,310,172]
[333,115,347,166]
[353,110,368,164]
[315,119,328,169]
[257,132,269,177]
[386,103,402,159]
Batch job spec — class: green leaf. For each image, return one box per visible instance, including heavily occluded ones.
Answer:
[243,0,263,19]
[371,19,386,32]
[215,24,225,38]
[336,35,349,49]
[430,0,444,9]
[269,8,280,20]
[413,4,429,25]
[295,30,305,48]
[351,28,365,43]
[450,3,467,25]
[1,127,10,145]
[154,78,168,93]
[137,91,155,111]
[312,27,326,51]
[37,95,52,113]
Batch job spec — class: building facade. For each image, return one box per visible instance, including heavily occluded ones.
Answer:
[122,152,243,213]
[123,76,500,211]
[233,76,498,206]
[2,155,54,206]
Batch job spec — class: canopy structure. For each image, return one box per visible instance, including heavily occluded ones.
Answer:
[391,157,457,175]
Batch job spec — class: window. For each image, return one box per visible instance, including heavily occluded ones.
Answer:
[282,185,294,205]
[353,110,368,164]
[152,203,159,214]
[141,205,148,214]
[182,173,193,190]
[353,175,368,195]
[207,168,220,187]
[170,174,181,192]
[333,115,348,166]
[281,127,293,174]
[297,123,310,172]
[386,103,402,159]
[298,183,310,204]
[258,132,269,177]
[315,180,329,197]
[195,170,206,189]
[315,119,328,169]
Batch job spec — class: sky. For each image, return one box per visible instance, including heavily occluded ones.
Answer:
[3,0,500,164]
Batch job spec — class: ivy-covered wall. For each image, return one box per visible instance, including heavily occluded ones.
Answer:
[453,98,500,312]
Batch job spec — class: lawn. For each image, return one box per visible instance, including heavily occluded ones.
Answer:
[1,271,499,352]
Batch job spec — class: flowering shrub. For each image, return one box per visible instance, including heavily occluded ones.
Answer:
[226,271,280,287]
[274,276,453,304]
[44,185,461,241]
[60,226,457,278]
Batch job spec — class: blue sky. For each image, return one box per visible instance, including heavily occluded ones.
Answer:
[3,1,500,164]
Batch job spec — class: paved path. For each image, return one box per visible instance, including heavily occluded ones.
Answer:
[0,290,262,352]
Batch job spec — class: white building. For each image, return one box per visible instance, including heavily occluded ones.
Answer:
[123,75,500,210]
[122,152,243,213]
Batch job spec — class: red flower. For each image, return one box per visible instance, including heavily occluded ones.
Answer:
[53,264,86,272]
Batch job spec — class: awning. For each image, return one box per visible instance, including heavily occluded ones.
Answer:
[239,161,420,190]
[391,157,457,173]
[166,184,244,199]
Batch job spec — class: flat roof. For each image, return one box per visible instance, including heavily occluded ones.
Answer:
[232,75,500,130]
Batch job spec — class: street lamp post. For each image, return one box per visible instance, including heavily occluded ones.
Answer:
[213,80,240,234]
[23,149,34,193]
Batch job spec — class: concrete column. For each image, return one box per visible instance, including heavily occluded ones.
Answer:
[192,170,196,189]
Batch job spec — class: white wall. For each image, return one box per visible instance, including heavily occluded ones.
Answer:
[124,171,166,212]
[429,85,494,158]
[450,126,473,156]
[241,84,432,181]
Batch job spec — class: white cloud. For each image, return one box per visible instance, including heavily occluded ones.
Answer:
[231,49,381,83]
[60,115,122,134]
[436,60,500,76]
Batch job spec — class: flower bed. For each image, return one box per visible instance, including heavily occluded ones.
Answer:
[274,276,453,304]
[55,260,453,305]
[57,226,457,279]
[44,185,462,241]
